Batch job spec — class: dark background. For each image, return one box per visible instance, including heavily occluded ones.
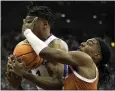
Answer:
[1,1,115,90]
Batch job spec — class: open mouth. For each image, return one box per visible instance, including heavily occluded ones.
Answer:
[79,44,83,48]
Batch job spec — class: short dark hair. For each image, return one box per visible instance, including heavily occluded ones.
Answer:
[95,37,112,85]
[27,6,55,27]
[95,37,111,65]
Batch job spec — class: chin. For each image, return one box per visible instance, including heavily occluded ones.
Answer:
[79,47,83,51]
[77,46,81,51]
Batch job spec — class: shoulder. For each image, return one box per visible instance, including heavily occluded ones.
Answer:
[69,51,94,66]
[49,38,68,52]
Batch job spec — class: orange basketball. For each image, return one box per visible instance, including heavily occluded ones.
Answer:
[13,40,43,69]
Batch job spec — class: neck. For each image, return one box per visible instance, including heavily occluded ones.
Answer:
[38,31,51,41]
[42,32,51,41]
[35,28,51,41]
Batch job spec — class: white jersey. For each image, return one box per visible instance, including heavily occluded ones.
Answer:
[31,35,68,90]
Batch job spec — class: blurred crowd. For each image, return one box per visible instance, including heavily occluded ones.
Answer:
[1,30,115,90]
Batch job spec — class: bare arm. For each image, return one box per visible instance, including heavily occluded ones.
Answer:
[9,48,94,89]
[25,39,67,89]
[10,29,94,89]
[24,29,93,67]
[39,47,93,67]
[6,56,23,90]
[22,72,63,90]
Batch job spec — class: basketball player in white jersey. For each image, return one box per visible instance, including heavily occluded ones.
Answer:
[6,6,68,90]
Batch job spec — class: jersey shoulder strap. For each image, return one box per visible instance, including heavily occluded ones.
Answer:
[69,66,98,83]
[44,35,58,45]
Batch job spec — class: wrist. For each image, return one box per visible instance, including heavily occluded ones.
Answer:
[19,70,27,77]
[24,29,32,36]
[21,70,29,78]
[23,29,48,55]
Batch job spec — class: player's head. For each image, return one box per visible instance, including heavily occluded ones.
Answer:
[80,37,111,84]
[23,6,55,39]
[79,37,111,65]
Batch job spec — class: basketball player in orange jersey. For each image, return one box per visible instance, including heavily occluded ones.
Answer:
[6,6,68,90]
[8,16,111,89]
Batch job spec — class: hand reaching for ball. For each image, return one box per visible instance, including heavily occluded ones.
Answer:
[8,55,26,77]
[6,55,22,89]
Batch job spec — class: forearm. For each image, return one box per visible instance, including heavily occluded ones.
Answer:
[40,47,72,64]
[24,29,73,65]
[22,71,63,90]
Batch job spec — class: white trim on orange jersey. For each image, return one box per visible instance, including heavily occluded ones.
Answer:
[69,66,98,83]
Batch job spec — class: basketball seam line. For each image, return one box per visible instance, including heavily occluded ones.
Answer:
[17,51,34,57]
[26,55,38,66]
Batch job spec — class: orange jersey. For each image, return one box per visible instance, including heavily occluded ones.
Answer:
[64,66,98,90]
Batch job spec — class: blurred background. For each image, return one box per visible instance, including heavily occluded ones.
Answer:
[1,1,115,90]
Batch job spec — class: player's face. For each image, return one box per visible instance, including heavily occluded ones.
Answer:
[23,16,45,38]
[79,38,102,64]
[80,38,99,52]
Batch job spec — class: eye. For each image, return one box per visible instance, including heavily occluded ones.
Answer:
[89,41,93,45]
[87,41,93,45]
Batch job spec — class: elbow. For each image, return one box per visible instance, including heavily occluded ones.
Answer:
[59,80,63,89]
[58,78,63,87]
[54,79,63,90]
[55,76,64,89]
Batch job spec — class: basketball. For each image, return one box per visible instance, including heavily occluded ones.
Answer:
[13,40,43,69]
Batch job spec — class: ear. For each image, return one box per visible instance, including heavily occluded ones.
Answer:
[43,20,48,27]
[94,54,102,61]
